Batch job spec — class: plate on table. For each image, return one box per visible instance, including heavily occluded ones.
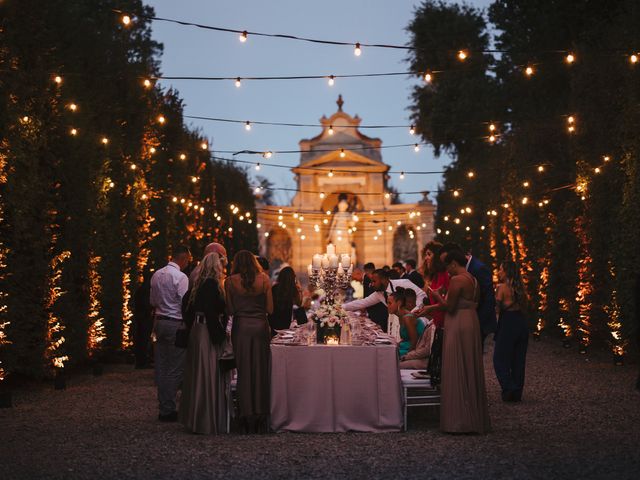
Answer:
[411,371,430,379]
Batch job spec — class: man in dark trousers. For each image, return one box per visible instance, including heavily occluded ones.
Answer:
[403,259,425,288]
[441,243,497,346]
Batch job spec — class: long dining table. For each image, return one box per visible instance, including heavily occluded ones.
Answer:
[269,319,404,433]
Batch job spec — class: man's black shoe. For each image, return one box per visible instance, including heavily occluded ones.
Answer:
[158,411,178,422]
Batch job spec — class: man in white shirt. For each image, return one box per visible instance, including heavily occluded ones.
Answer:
[150,245,191,421]
[343,268,427,332]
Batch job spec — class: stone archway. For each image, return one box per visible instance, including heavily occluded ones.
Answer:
[393,225,418,263]
[267,228,292,270]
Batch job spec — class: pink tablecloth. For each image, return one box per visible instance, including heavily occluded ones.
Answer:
[270,344,404,432]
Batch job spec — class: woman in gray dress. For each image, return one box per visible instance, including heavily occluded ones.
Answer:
[179,252,229,434]
[225,250,273,433]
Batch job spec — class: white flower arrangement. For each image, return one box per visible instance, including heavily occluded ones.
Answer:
[312,302,349,328]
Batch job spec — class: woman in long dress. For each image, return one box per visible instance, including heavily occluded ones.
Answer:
[225,250,274,433]
[179,252,229,434]
[429,249,490,434]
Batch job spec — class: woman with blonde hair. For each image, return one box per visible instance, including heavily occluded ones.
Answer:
[179,252,229,434]
[225,250,273,433]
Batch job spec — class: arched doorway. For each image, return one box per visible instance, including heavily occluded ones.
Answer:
[267,228,292,270]
[393,225,418,263]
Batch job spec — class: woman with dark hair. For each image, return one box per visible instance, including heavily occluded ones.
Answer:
[225,250,274,433]
[269,267,303,333]
[419,241,449,329]
[429,249,490,434]
[179,252,228,434]
[493,260,529,402]
[388,287,425,357]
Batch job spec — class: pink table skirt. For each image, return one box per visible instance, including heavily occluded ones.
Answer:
[270,344,404,433]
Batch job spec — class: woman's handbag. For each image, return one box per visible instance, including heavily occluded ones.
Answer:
[219,334,235,371]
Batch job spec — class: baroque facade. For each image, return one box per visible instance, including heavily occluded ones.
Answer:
[257,96,436,276]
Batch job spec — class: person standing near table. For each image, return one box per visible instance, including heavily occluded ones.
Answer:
[362,262,376,297]
[225,250,274,433]
[150,245,191,422]
[403,259,425,289]
[343,269,427,332]
[269,266,303,333]
[429,249,490,434]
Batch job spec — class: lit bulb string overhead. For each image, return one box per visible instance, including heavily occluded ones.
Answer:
[116,11,640,64]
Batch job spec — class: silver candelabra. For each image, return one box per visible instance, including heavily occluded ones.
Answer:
[309,267,352,305]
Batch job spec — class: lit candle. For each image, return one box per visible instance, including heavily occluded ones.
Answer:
[308,264,313,276]
[329,254,339,268]
[321,255,330,269]
[326,243,336,255]
[326,336,339,345]
[312,254,322,269]
[337,265,344,276]
[341,254,350,268]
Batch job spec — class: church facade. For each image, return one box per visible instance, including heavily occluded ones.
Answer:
[256,97,436,277]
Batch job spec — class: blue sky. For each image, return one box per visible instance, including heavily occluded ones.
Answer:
[147,0,493,205]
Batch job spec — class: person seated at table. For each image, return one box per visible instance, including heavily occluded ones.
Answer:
[269,266,304,334]
[388,288,425,357]
[399,324,436,370]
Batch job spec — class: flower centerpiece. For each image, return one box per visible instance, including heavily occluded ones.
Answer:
[311,303,349,343]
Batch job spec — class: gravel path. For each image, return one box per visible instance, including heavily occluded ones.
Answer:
[1,338,639,480]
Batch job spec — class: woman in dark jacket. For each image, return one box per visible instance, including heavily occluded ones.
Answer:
[269,267,305,333]
[179,252,229,434]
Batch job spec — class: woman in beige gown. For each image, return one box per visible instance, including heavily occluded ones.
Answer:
[179,252,229,434]
[429,249,491,434]
[225,250,274,433]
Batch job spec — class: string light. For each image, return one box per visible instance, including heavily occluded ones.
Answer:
[255,162,261,171]
[235,77,242,88]
[157,115,166,124]
[328,75,335,86]
[143,78,152,88]
[424,72,432,83]
[200,142,208,150]
[630,54,638,64]
[467,171,475,178]
[263,151,273,159]
[594,167,601,174]
[489,134,497,143]
[400,171,405,180]
[130,164,137,171]
[523,181,530,187]
[239,30,248,42]
[414,144,420,152]
[101,137,109,145]
[328,170,334,177]
[603,155,610,162]
[191,176,198,183]
[457,50,468,61]
[566,53,575,64]
[354,42,362,56]
[70,128,78,136]
[245,121,252,131]
[180,153,187,160]
[489,123,496,132]
[453,190,460,197]
[54,75,62,84]
[538,165,545,172]
[339,149,346,158]
[525,66,534,76]
[409,125,415,135]
[328,125,334,135]
[122,14,131,26]
[68,103,78,112]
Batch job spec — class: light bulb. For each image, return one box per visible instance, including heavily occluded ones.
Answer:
[385,192,391,199]
[245,121,251,131]
[414,144,420,152]
[328,125,334,135]
[255,163,261,171]
[453,190,460,197]
[172,197,178,203]
[122,14,131,26]
[239,30,248,42]
[538,165,545,172]
[328,75,335,86]
[235,77,241,88]
[191,176,198,183]
[409,125,415,135]
[522,197,529,205]
[69,103,78,111]
[525,66,534,76]
[566,53,575,64]
[149,147,156,154]
[594,167,601,174]
[603,156,611,162]
[630,54,638,64]
[180,153,187,160]
[457,50,467,61]
[468,171,475,178]
[489,134,496,143]
[489,123,496,132]
[157,115,166,124]
[101,137,109,145]
[339,149,346,158]
[400,172,405,180]
[70,128,77,136]
[523,181,530,187]
[201,142,208,150]
[328,170,334,177]
[567,116,575,124]
[424,72,432,83]
[143,79,152,88]
[263,151,272,159]
[54,75,62,84]
[130,164,137,170]
[354,42,361,56]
